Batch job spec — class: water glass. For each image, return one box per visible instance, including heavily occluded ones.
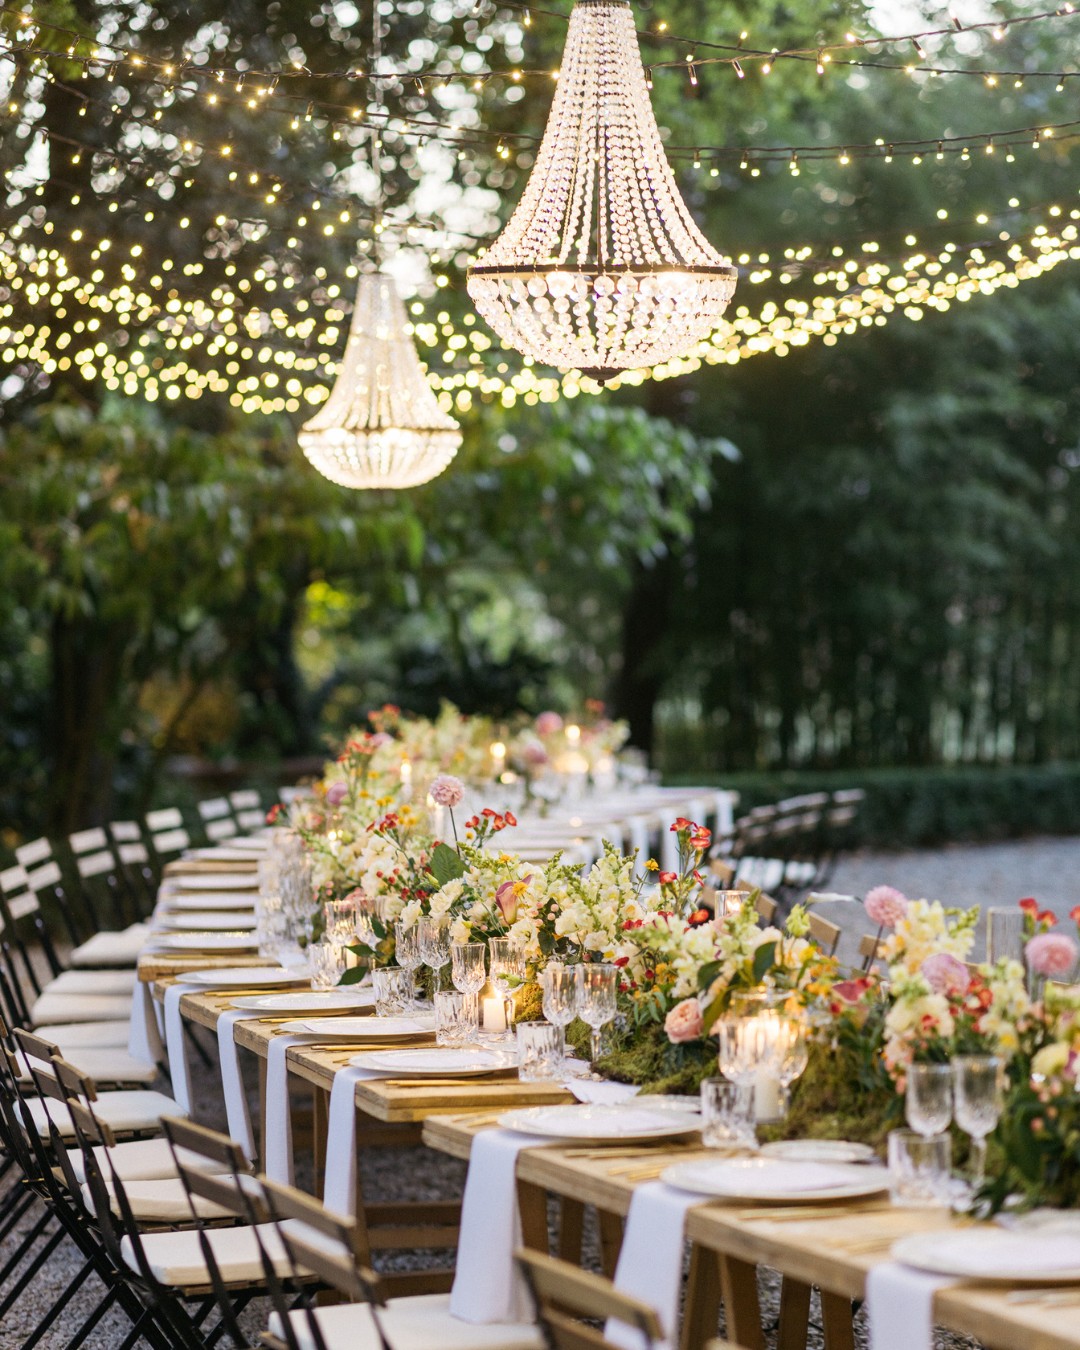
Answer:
[906,1063,953,1137]
[372,967,412,1017]
[489,938,527,1032]
[418,915,452,993]
[451,942,487,1004]
[323,897,357,943]
[394,921,423,1009]
[701,1078,756,1151]
[435,991,478,1047]
[888,1128,952,1208]
[953,1054,1004,1188]
[516,1022,564,1081]
[575,963,618,1062]
[256,893,286,959]
[308,939,347,991]
[986,907,1026,966]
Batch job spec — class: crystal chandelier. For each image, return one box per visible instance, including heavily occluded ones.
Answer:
[467,0,737,383]
[298,271,462,490]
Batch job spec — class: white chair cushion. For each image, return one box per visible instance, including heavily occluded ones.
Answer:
[47,970,138,997]
[25,1089,185,1139]
[16,1048,157,1087]
[82,1176,232,1223]
[269,1294,542,1350]
[122,1222,291,1286]
[70,925,151,968]
[31,992,133,1025]
[45,1021,133,1048]
[67,1137,229,1185]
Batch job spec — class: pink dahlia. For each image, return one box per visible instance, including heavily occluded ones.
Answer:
[865,885,909,928]
[325,780,348,807]
[429,774,465,808]
[920,952,970,997]
[535,711,564,736]
[1026,931,1079,978]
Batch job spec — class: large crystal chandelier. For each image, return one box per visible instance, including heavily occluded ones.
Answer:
[467,0,737,383]
[298,271,462,489]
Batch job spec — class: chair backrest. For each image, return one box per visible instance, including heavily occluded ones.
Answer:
[859,932,883,966]
[198,797,238,842]
[109,820,156,911]
[229,789,266,831]
[260,1173,382,1301]
[0,864,64,989]
[516,1249,663,1350]
[12,840,78,947]
[807,913,841,957]
[144,808,191,864]
[68,826,132,930]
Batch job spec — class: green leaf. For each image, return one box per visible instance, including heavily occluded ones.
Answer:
[752,941,778,985]
[429,841,465,886]
[696,960,724,992]
[338,965,367,985]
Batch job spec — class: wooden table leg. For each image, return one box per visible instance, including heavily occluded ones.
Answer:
[558,1197,585,1263]
[820,1290,856,1350]
[777,1277,812,1350]
[719,1255,764,1350]
[597,1208,625,1279]
[257,1055,267,1165]
[681,1245,722,1350]
[312,1086,328,1196]
[517,1179,550,1253]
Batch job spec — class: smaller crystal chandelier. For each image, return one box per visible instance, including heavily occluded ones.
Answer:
[467,0,737,382]
[298,271,462,490]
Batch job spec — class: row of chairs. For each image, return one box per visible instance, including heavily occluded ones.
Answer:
[0,1026,739,1350]
[712,789,865,902]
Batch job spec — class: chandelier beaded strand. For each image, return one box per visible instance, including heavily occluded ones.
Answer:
[297,272,462,489]
[297,0,461,490]
[467,0,738,382]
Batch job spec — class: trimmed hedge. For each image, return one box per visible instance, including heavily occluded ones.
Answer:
[662,763,1080,850]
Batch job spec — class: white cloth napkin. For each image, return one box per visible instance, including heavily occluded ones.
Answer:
[867,1263,951,1350]
[564,1080,640,1105]
[261,1032,315,1183]
[449,1128,550,1324]
[216,1009,260,1160]
[606,1181,707,1350]
[162,983,202,1113]
[128,980,164,1066]
[322,1063,383,1217]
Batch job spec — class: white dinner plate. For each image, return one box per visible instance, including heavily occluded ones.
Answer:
[156,912,257,931]
[498,1104,701,1142]
[172,874,259,891]
[184,967,302,988]
[296,1015,434,1037]
[229,989,378,1013]
[187,848,264,863]
[632,1095,702,1113]
[892,1230,1080,1283]
[761,1140,877,1165]
[160,893,259,911]
[660,1157,890,1202]
[356,1048,517,1076]
[152,932,260,951]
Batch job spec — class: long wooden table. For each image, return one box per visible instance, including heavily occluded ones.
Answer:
[422,1114,1080,1350]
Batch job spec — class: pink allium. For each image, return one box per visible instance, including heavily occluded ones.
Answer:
[865,885,909,928]
[325,780,348,807]
[920,952,971,997]
[664,998,704,1044]
[429,774,465,808]
[1026,931,1080,978]
[535,711,564,736]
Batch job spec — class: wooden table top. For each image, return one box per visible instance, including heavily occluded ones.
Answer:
[421,1115,1080,1350]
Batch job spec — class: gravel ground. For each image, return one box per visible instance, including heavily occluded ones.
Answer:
[7,836,1073,1349]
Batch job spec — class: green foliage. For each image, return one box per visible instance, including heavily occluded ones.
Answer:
[428,842,466,887]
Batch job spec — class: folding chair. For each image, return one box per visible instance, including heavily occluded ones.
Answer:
[807,913,842,958]
[145,808,192,880]
[198,796,239,844]
[257,1169,541,1350]
[110,820,158,916]
[230,789,268,833]
[68,826,149,944]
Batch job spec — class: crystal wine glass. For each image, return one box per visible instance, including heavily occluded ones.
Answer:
[394,920,423,1010]
[777,1018,810,1112]
[906,1062,953,1138]
[541,962,579,1064]
[953,1054,1004,1188]
[451,941,487,1019]
[418,914,452,994]
[575,963,618,1063]
[489,938,527,1033]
